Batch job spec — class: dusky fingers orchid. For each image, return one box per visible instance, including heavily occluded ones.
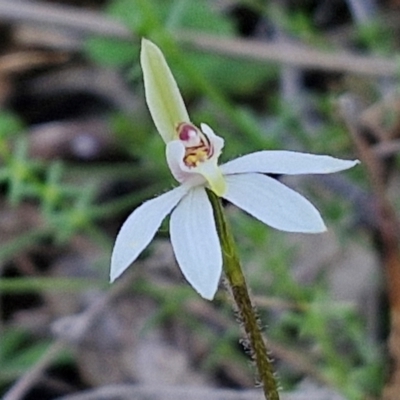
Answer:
[110,38,359,301]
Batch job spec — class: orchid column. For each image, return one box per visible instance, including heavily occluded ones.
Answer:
[110,39,358,399]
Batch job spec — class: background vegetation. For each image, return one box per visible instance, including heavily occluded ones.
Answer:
[1,1,399,399]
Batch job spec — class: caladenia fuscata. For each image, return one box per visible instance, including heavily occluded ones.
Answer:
[110,38,359,399]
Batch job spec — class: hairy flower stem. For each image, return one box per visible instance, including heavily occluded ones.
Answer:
[207,190,280,400]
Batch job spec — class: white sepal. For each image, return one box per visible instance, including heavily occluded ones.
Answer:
[170,186,222,300]
[141,39,190,143]
[110,185,189,282]
[223,173,326,233]
[221,151,359,176]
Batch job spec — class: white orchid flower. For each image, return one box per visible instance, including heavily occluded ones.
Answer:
[110,38,358,300]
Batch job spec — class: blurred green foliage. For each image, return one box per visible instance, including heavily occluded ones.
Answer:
[86,0,277,97]
[354,19,395,55]
[1,328,51,384]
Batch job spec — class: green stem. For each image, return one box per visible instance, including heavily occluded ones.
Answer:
[207,190,280,400]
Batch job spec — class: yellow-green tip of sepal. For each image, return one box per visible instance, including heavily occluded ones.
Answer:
[197,161,227,197]
[141,38,190,143]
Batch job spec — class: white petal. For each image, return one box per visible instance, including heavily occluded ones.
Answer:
[200,123,225,158]
[110,185,189,282]
[223,173,326,233]
[166,140,191,183]
[221,151,359,175]
[170,187,222,300]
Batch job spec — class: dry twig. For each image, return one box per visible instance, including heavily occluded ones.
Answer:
[0,0,130,38]
[178,31,398,77]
